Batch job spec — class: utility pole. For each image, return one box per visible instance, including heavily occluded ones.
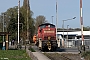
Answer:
[2,13,5,50]
[3,13,5,41]
[67,25,69,47]
[18,0,20,45]
[56,0,58,40]
[15,23,23,33]
[27,0,29,43]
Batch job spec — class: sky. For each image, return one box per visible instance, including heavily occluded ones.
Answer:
[0,0,90,28]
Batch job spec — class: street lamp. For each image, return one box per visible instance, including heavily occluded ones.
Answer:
[67,25,69,47]
[62,17,76,47]
[51,16,54,24]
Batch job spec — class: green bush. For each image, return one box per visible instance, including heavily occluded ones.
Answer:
[29,47,36,52]
[82,51,90,60]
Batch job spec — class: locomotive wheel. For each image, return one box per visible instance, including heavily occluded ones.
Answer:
[51,46,57,51]
[42,46,48,52]
[36,41,39,46]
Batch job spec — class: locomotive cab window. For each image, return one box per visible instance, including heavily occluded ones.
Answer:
[46,24,55,28]
[47,24,55,28]
[50,25,55,28]
[40,25,46,29]
[39,23,55,29]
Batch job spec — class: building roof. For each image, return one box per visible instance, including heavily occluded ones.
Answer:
[57,31,90,36]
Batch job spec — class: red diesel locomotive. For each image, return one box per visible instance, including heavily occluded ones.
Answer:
[36,23,59,51]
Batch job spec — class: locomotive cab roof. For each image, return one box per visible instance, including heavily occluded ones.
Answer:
[38,23,55,27]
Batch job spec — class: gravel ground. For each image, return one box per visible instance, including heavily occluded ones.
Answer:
[44,53,81,60]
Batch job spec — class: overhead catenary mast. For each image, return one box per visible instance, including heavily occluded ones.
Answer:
[56,0,58,40]
[80,0,84,46]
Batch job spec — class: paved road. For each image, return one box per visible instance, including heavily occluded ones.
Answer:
[57,47,90,52]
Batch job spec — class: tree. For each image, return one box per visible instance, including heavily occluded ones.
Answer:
[74,28,81,31]
[35,15,47,33]
[4,6,25,40]
[83,26,90,31]
[0,15,3,31]
[0,6,19,33]
[22,0,35,43]
[3,0,35,43]
[0,6,19,40]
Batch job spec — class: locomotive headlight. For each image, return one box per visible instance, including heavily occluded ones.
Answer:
[48,37,51,40]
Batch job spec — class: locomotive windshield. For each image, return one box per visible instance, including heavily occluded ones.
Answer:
[49,25,55,28]
[40,25,46,29]
[39,24,55,29]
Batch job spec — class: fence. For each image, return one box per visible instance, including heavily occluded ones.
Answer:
[64,39,90,48]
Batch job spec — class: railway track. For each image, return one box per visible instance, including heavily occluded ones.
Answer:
[31,45,81,60]
[43,52,81,60]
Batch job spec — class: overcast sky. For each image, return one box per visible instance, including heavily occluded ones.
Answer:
[0,0,90,28]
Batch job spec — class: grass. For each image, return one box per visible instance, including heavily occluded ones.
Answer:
[0,50,31,60]
[82,51,90,60]
[29,47,36,52]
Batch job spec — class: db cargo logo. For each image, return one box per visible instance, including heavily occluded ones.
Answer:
[44,31,54,33]
[44,28,50,30]
[48,28,50,30]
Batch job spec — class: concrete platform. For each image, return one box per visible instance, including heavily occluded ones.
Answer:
[32,52,51,60]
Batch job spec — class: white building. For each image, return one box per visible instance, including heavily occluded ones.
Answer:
[57,31,90,47]
[57,31,90,39]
